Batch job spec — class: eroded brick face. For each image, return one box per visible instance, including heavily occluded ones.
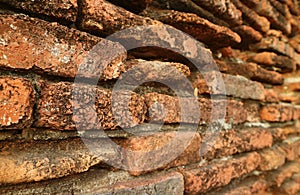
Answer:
[0,77,34,129]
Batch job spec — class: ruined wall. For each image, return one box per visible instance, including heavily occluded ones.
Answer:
[0,0,300,194]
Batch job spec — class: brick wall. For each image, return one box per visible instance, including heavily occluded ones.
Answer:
[0,0,300,194]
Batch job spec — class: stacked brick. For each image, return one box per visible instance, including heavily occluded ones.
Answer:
[0,0,300,194]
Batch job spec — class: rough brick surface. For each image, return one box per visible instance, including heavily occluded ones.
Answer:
[122,132,201,175]
[231,0,270,33]
[249,52,296,73]
[216,60,284,85]
[0,77,34,129]
[183,152,261,194]
[1,0,78,22]
[241,0,292,35]
[0,14,127,80]
[143,93,247,125]
[143,9,241,49]
[36,81,146,130]
[79,0,159,36]
[0,138,121,184]
[191,71,265,100]
[202,128,273,160]
[260,104,298,122]
[192,0,243,27]
[0,168,184,194]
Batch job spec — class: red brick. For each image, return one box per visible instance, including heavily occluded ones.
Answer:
[121,131,201,175]
[0,14,127,80]
[249,52,296,73]
[268,161,300,186]
[1,0,78,22]
[258,145,287,171]
[216,60,284,85]
[0,168,183,194]
[207,176,269,195]
[202,128,273,160]
[191,71,265,100]
[79,0,159,36]
[35,81,146,130]
[241,0,292,35]
[0,138,120,184]
[143,93,247,125]
[123,59,190,83]
[260,104,296,122]
[183,152,261,194]
[192,0,243,27]
[251,36,300,65]
[231,0,270,33]
[233,25,263,45]
[0,77,34,129]
[264,89,279,103]
[142,9,241,49]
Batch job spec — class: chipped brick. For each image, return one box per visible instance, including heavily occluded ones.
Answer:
[0,77,34,129]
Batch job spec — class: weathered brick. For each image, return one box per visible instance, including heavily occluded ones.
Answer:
[0,168,183,194]
[207,176,269,195]
[142,9,241,49]
[216,60,284,85]
[79,0,159,36]
[0,138,121,184]
[260,104,295,122]
[143,93,247,125]
[192,0,243,27]
[35,81,146,130]
[280,179,300,195]
[202,128,273,160]
[1,0,78,22]
[0,77,34,129]
[267,161,300,186]
[251,36,300,65]
[0,14,127,80]
[264,89,279,103]
[258,145,287,171]
[240,0,292,35]
[231,0,270,33]
[122,131,201,176]
[233,25,263,45]
[183,152,261,194]
[191,71,265,100]
[123,59,190,83]
[249,52,296,73]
